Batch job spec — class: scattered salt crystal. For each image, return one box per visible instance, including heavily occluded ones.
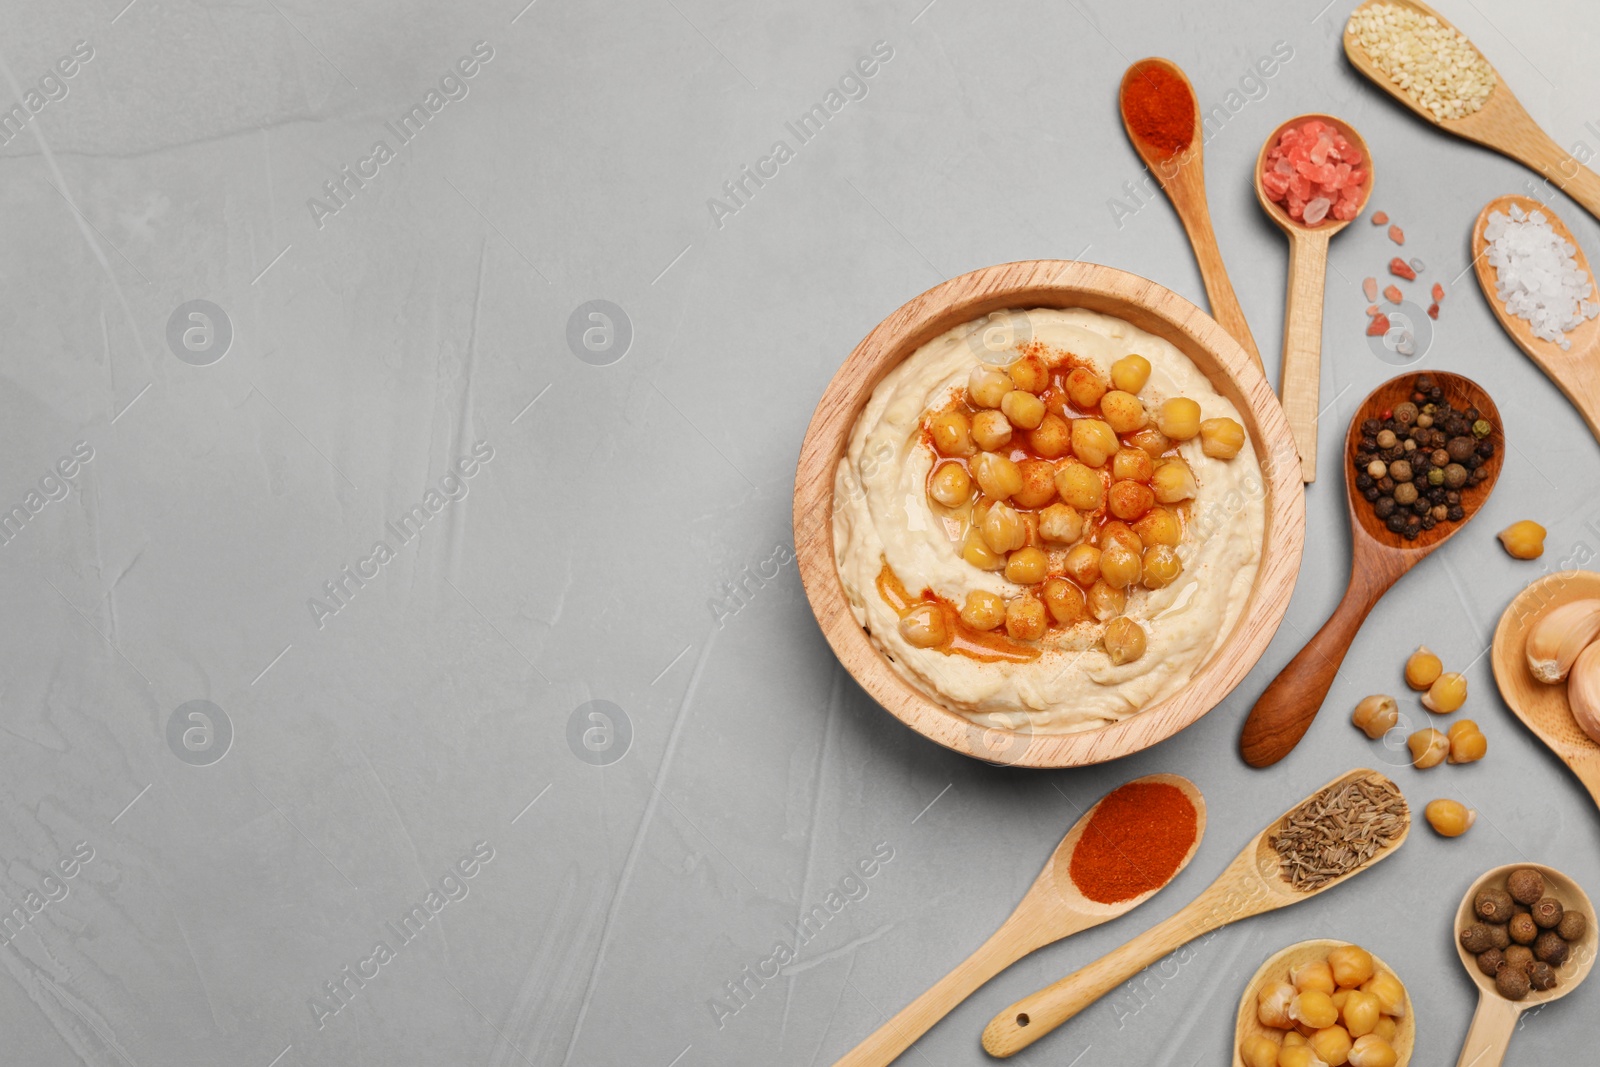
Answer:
[1389,225,1406,245]
[1485,206,1599,350]
[1372,211,1389,226]
[1363,277,1379,301]
[1432,282,1445,303]
[1384,285,1404,304]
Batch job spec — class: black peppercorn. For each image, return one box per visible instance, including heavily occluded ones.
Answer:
[1375,497,1396,518]
[1477,439,1495,458]
[1356,473,1375,491]
[1387,513,1407,533]
[1362,419,1382,436]
[1378,476,1396,493]
[1448,504,1465,520]
[1364,486,1381,502]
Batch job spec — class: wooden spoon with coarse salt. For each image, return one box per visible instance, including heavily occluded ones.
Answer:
[830,775,1204,1067]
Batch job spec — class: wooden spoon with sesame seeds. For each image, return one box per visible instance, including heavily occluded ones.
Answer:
[1343,0,1600,223]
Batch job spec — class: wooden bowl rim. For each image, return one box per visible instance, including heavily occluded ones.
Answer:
[792,260,1306,768]
[1453,862,1599,1006]
[1233,938,1417,1066]
[1492,570,1600,765]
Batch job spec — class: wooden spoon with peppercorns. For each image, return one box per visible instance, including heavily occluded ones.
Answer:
[1239,373,1504,768]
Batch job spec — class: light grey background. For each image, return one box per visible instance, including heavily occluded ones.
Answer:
[2,0,1598,1064]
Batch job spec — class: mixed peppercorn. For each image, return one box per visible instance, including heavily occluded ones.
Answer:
[1352,374,1495,540]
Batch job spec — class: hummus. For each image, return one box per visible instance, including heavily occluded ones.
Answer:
[832,308,1266,734]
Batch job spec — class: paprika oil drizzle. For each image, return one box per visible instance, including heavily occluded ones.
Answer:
[875,561,1039,664]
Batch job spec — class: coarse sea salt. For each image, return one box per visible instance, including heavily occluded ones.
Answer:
[1485,204,1600,350]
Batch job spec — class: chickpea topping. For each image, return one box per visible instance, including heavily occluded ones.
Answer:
[1038,503,1084,544]
[972,452,1024,500]
[1111,447,1153,483]
[1004,594,1048,641]
[1128,426,1171,457]
[1004,546,1049,585]
[1408,728,1449,769]
[1141,545,1182,588]
[1070,418,1119,467]
[1102,616,1147,665]
[1107,479,1155,521]
[981,501,1027,554]
[930,410,976,457]
[1111,354,1151,393]
[1012,458,1058,509]
[1063,544,1102,587]
[1099,540,1142,589]
[1064,367,1108,409]
[1157,397,1202,440]
[1422,671,1467,713]
[1404,646,1442,690]
[928,461,973,507]
[1099,521,1143,554]
[898,604,948,648]
[1028,413,1071,458]
[967,366,1011,408]
[1054,460,1106,511]
[1001,389,1046,430]
[1100,390,1148,434]
[1425,798,1476,837]
[1134,507,1182,546]
[1008,353,1049,393]
[1199,416,1245,459]
[1151,458,1198,502]
[959,590,1006,630]
[1087,579,1125,621]
[961,531,1007,571]
[971,409,1013,451]
[1042,577,1087,625]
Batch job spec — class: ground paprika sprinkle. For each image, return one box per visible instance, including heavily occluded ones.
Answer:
[1120,65,1195,158]
[1068,780,1197,904]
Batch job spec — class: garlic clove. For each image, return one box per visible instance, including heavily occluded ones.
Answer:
[1567,638,1600,746]
[1525,598,1600,684]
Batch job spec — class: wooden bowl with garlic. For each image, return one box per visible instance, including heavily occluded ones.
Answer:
[1492,571,1600,811]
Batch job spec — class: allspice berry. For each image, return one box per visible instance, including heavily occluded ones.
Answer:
[1507,868,1546,905]
[1505,944,1535,973]
[1509,913,1538,945]
[1486,923,1511,950]
[1557,911,1588,943]
[1497,965,1532,1000]
[1532,897,1565,930]
[1535,931,1570,966]
[1461,923,1497,954]
[1529,961,1558,991]
[1477,948,1506,977]
[1476,887,1516,924]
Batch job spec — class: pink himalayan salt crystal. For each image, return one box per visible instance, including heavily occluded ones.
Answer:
[1384,285,1404,304]
[1363,277,1379,301]
[1389,225,1406,245]
[1372,211,1389,226]
[1432,282,1445,302]
[1261,118,1367,225]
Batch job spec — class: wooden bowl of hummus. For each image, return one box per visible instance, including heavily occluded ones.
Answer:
[794,260,1304,767]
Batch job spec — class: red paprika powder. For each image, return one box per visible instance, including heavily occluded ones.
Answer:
[1120,65,1195,158]
[1069,780,1198,904]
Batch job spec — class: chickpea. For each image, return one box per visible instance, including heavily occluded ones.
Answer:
[1108,479,1155,521]
[1055,460,1106,511]
[1038,503,1084,544]
[930,410,976,457]
[1100,390,1148,434]
[1351,695,1399,739]
[1071,419,1119,467]
[1134,507,1182,547]
[1498,519,1546,560]
[1028,413,1071,458]
[1100,540,1142,589]
[1408,728,1449,769]
[967,366,1011,408]
[928,461,973,508]
[1087,580,1125,621]
[1447,720,1487,764]
[1200,416,1246,459]
[1103,616,1147,665]
[1405,646,1442,690]
[1008,354,1049,394]
[1342,989,1381,1038]
[898,604,947,648]
[1064,367,1107,410]
[1142,545,1182,588]
[1289,990,1339,1030]
[1063,544,1102,587]
[1112,447,1153,483]
[1001,389,1046,430]
[1128,426,1171,457]
[1425,798,1476,837]
[972,452,1024,500]
[1157,397,1203,440]
[961,531,1007,571]
[1308,1026,1352,1067]
[1348,1034,1398,1067]
[1293,960,1335,994]
[1151,458,1198,503]
[971,410,1013,451]
[1011,459,1057,509]
[1111,354,1151,393]
[1422,672,1467,714]
[1005,594,1048,641]
[1240,1035,1280,1067]
[1099,521,1143,554]
[1005,546,1049,585]
[981,501,1027,554]
[959,590,1006,630]
[1043,577,1087,625]
[1360,973,1405,1017]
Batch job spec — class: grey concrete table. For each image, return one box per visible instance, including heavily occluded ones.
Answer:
[2,0,1598,1064]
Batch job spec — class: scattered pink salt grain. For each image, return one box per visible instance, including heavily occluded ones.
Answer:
[1432,282,1445,302]
[1390,258,1417,281]
[1363,277,1379,301]
[1428,303,1440,319]
[1367,304,1381,315]
[1372,211,1389,226]
[1367,313,1391,336]
[1261,118,1367,226]
[1384,285,1404,304]
[1389,225,1405,245]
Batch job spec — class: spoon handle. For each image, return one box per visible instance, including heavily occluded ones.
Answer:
[832,919,1036,1067]
[1165,164,1264,370]
[1508,124,1600,225]
[1454,990,1521,1067]
[1277,231,1332,483]
[1241,573,1384,767]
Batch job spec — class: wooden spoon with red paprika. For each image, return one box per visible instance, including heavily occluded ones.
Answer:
[830,774,1204,1067]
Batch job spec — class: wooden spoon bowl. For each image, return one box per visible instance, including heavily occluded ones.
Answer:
[832,774,1204,1067]
[1234,940,1416,1067]
[1491,571,1600,810]
[1452,863,1597,1067]
[1471,195,1600,442]
[1343,0,1600,223]
[1240,372,1504,766]
[1253,113,1374,483]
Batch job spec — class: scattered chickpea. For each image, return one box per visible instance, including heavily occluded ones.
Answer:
[1038,503,1083,544]
[1100,390,1147,434]
[1000,389,1046,430]
[967,366,1010,408]
[1498,520,1546,560]
[1408,728,1449,768]
[1404,646,1442,690]
[1011,458,1058,509]
[1351,694,1399,739]
[1107,479,1155,521]
[1028,413,1071,458]
[1110,354,1151,393]
[1425,798,1476,837]
[1099,540,1142,589]
[1151,458,1198,503]
[959,590,1006,630]
[1422,672,1467,713]
[1042,577,1087,625]
[1071,418,1119,467]
[1157,397,1202,440]
[1064,367,1107,410]
[1100,522,1143,554]
[898,604,948,648]
[1134,507,1182,546]
[1141,545,1182,588]
[1102,616,1147,665]
[1054,460,1105,511]
[1062,544,1102,587]
[1004,546,1049,585]
[1199,417,1246,459]
[1087,580,1125,621]
[961,531,1007,571]
[981,501,1026,554]
[1004,594,1048,641]
[1447,719,1487,764]
[929,410,976,457]
[1128,426,1170,457]
[972,452,1024,500]
[971,410,1014,451]
[928,462,973,508]
[1007,354,1049,394]
[1112,447,1154,483]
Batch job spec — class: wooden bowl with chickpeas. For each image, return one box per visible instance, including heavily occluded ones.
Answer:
[793,260,1305,767]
